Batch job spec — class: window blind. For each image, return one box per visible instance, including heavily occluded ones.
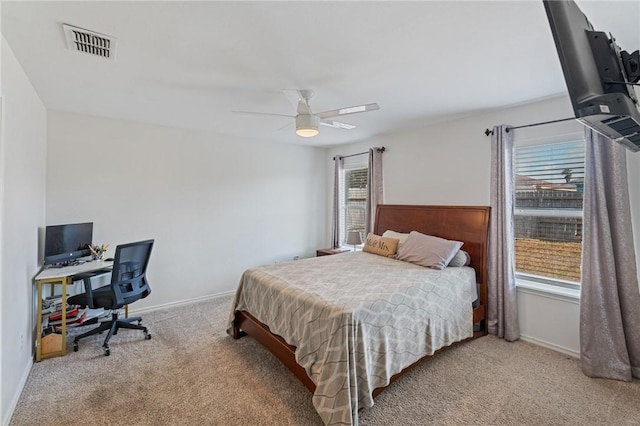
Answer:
[514,140,585,283]
[343,167,368,244]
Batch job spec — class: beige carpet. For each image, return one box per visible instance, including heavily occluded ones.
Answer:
[10,295,640,425]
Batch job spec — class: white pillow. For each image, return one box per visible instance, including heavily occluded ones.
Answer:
[396,231,463,270]
[448,250,471,267]
[382,230,410,248]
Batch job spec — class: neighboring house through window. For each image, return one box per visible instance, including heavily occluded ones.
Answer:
[514,137,585,288]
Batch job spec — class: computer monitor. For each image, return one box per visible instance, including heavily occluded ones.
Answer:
[44,222,93,265]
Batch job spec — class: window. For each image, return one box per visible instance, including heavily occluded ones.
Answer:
[340,166,368,246]
[513,139,585,285]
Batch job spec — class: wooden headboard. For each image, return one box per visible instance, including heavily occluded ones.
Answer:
[374,204,491,306]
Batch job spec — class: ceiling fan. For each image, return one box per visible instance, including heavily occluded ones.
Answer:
[233,90,380,138]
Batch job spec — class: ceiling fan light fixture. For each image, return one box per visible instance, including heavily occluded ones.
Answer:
[296,115,320,138]
[233,90,379,138]
[296,127,319,138]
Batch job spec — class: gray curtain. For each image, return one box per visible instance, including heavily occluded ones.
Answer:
[365,147,384,236]
[331,156,344,248]
[488,125,519,341]
[580,129,640,381]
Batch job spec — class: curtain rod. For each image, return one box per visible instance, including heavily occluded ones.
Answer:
[333,146,385,161]
[484,117,576,136]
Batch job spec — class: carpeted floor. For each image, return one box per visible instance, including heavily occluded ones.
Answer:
[10,294,640,425]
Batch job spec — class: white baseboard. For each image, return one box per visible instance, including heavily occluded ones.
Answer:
[3,358,33,426]
[128,291,236,316]
[520,334,580,358]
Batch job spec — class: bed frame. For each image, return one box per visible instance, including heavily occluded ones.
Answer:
[232,204,490,396]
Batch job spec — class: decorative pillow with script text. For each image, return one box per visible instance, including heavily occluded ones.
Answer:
[362,233,400,258]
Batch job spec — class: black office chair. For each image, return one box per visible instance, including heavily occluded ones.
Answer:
[68,239,154,356]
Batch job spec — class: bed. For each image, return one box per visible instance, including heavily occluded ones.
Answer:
[228,205,490,425]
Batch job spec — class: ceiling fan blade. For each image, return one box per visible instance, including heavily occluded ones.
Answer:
[283,89,314,115]
[276,121,294,131]
[232,110,295,118]
[297,99,313,116]
[320,120,356,130]
[283,89,302,109]
[298,91,314,116]
[316,103,380,119]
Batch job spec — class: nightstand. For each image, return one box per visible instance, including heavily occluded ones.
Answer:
[316,248,351,257]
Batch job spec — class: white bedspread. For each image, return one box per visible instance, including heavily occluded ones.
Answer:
[228,251,476,425]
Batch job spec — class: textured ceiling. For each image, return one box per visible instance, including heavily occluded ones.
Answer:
[2,1,639,147]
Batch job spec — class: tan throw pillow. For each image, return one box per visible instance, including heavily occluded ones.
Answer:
[363,233,400,258]
[396,231,463,270]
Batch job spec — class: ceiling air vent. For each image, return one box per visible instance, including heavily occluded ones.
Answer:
[62,24,117,61]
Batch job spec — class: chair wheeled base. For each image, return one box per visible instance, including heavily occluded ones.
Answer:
[73,311,152,356]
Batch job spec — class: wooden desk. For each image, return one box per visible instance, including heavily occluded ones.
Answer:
[34,260,113,361]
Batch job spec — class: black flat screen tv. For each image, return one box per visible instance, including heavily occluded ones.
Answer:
[44,222,93,265]
[543,0,640,151]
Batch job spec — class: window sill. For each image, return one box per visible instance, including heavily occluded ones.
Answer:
[516,278,580,302]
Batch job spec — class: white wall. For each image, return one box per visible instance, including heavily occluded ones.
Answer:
[326,94,640,356]
[46,111,326,311]
[0,37,47,425]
